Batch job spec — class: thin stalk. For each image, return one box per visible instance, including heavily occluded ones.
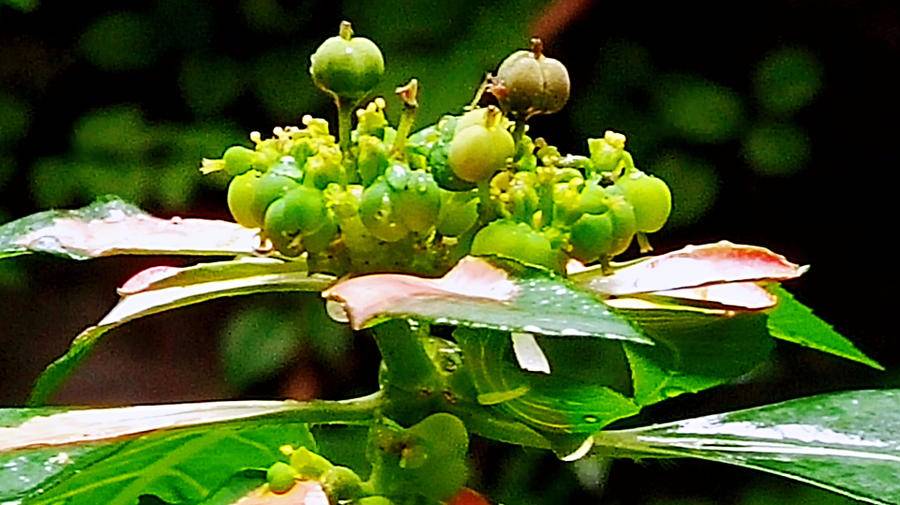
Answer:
[337,97,353,157]
[391,79,419,158]
[371,319,436,390]
[512,118,527,146]
[282,390,384,424]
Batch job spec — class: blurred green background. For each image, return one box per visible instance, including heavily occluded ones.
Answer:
[1,1,898,503]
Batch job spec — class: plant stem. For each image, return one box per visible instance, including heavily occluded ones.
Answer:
[512,118,527,146]
[391,79,419,158]
[337,97,353,157]
[281,391,383,424]
[371,319,436,390]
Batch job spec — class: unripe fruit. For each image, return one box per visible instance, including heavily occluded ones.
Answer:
[222,145,259,176]
[393,171,441,233]
[607,195,638,256]
[266,461,297,494]
[302,213,338,254]
[263,187,327,255]
[494,38,570,119]
[250,172,301,228]
[615,171,672,233]
[436,190,478,237]
[569,212,614,263]
[310,21,384,101]
[321,466,363,502]
[290,447,333,479]
[227,170,263,228]
[448,110,515,183]
[471,220,557,270]
[359,178,409,242]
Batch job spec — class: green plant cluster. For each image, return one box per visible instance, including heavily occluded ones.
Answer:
[203,22,671,277]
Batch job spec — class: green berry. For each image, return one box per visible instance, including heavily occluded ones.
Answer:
[223,145,259,176]
[393,170,441,233]
[263,187,327,255]
[569,212,614,263]
[250,172,301,228]
[322,466,364,502]
[471,220,557,270]
[448,110,515,183]
[494,38,570,119]
[289,447,333,479]
[227,170,263,228]
[359,178,409,242]
[615,171,672,233]
[436,190,479,237]
[310,21,384,101]
[302,212,338,254]
[266,461,297,494]
[607,195,638,256]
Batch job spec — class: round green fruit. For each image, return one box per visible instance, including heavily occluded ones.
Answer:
[448,124,515,183]
[321,466,363,502]
[266,461,297,494]
[494,39,570,119]
[263,187,327,255]
[222,145,259,176]
[394,171,441,233]
[607,195,638,256]
[227,170,263,228]
[470,220,557,270]
[569,212,614,263]
[359,178,409,242]
[615,172,672,233]
[250,172,301,228]
[310,21,384,101]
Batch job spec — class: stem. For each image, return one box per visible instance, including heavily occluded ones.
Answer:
[337,97,353,157]
[476,179,494,226]
[636,232,653,253]
[391,79,419,158]
[282,391,383,424]
[512,118,527,146]
[371,319,436,390]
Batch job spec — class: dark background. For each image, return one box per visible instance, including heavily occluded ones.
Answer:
[1,1,898,503]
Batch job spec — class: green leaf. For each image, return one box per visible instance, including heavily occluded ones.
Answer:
[594,389,900,505]
[623,310,774,406]
[454,328,640,435]
[768,286,882,370]
[325,256,650,343]
[30,258,333,405]
[0,404,316,505]
[0,196,259,260]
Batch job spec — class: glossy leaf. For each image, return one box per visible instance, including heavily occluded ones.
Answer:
[0,404,316,505]
[454,328,640,434]
[767,286,882,370]
[0,196,259,260]
[572,241,806,298]
[594,389,900,505]
[622,311,774,406]
[30,258,332,405]
[217,480,329,505]
[324,257,650,343]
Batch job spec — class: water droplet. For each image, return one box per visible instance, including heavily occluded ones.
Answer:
[326,300,350,323]
[169,216,183,225]
[583,415,599,424]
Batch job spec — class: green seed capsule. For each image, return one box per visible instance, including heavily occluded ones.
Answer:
[310,21,384,101]
[494,38,570,119]
[250,172,301,228]
[569,212,615,263]
[471,220,557,270]
[607,195,638,256]
[321,466,363,502]
[359,178,409,242]
[266,461,297,494]
[227,170,263,228]
[436,190,479,237]
[302,212,338,254]
[615,171,672,233]
[263,187,327,256]
[223,145,259,176]
[394,171,441,233]
[289,447,333,479]
[448,119,515,183]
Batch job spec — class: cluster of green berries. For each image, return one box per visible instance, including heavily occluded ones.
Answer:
[264,413,468,503]
[203,21,671,276]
